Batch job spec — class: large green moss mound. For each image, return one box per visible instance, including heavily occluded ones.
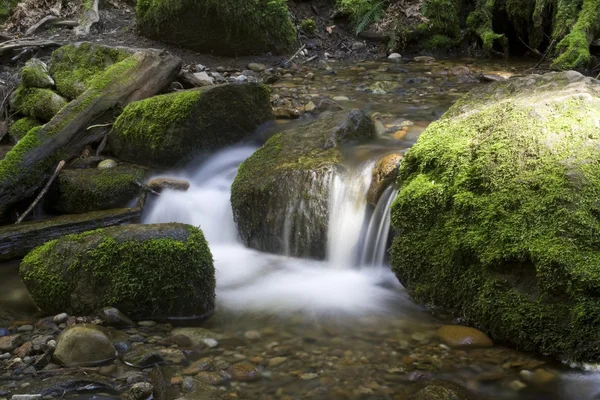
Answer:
[136,0,297,56]
[109,84,273,168]
[231,109,377,258]
[20,223,215,320]
[390,71,600,362]
[49,43,131,100]
[45,165,146,214]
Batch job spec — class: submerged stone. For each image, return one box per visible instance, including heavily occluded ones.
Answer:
[53,324,116,367]
[435,325,493,349]
[231,109,378,259]
[20,223,215,320]
[390,71,600,362]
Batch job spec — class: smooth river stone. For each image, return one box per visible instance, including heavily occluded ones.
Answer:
[53,324,116,366]
[435,325,493,348]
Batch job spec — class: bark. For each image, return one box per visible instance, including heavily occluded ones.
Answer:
[0,49,182,215]
[0,208,141,262]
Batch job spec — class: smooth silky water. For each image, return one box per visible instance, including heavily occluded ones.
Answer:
[2,59,600,399]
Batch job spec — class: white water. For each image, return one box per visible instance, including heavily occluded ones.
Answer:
[144,146,406,317]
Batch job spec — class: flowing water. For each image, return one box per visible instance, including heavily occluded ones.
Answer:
[2,58,600,399]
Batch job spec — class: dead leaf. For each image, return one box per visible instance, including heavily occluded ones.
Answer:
[326,25,335,34]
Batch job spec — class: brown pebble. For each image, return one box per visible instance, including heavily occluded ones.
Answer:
[436,325,493,348]
[13,342,33,358]
[171,376,184,385]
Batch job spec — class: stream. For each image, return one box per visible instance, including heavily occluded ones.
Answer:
[2,58,599,399]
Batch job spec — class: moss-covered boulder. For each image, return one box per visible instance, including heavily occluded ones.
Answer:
[136,0,296,56]
[109,84,273,168]
[8,118,42,142]
[10,88,68,122]
[49,42,131,100]
[231,109,377,259]
[21,59,55,89]
[390,71,600,362]
[20,223,215,320]
[45,165,146,214]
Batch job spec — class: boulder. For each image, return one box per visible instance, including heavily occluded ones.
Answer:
[21,59,54,89]
[390,71,600,362]
[53,324,116,367]
[231,109,377,258]
[49,42,131,100]
[8,117,41,142]
[20,223,215,320]
[367,153,402,205]
[45,165,146,214]
[10,88,67,122]
[109,84,273,168]
[136,0,296,56]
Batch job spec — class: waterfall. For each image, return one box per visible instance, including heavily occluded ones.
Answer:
[360,185,399,267]
[144,145,403,315]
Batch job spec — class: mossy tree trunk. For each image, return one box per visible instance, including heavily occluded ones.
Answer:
[0,50,181,216]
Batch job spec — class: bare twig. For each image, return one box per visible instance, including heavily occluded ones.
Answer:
[96,132,109,156]
[16,160,65,224]
[284,44,306,66]
[517,36,542,57]
[534,38,556,69]
[302,55,318,64]
[86,123,113,130]
[25,15,59,37]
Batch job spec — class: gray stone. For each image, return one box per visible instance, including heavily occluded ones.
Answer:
[97,159,117,169]
[235,75,248,83]
[193,72,214,85]
[99,307,135,328]
[11,395,42,400]
[52,313,68,324]
[351,42,366,51]
[17,325,33,333]
[247,63,267,73]
[128,382,153,400]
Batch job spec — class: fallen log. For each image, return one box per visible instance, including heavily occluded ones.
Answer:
[0,49,182,216]
[0,208,141,261]
[0,39,64,57]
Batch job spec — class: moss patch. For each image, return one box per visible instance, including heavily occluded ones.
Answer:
[49,42,130,100]
[136,0,296,56]
[46,165,146,214]
[11,87,68,122]
[390,71,600,362]
[109,84,273,168]
[8,118,42,142]
[20,223,215,319]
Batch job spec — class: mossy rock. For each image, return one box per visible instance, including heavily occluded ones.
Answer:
[20,223,215,320]
[10,87,67,122]
[49,42,131,100]
[8,118,42,142]
[45,165,146,214]
[231,109,377,259]
[21,59,55,89]
[136,0,297,56]
[390,71,600,362]
[109,84,273,168]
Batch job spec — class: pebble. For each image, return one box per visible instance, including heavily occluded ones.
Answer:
[99,307,135,328]
[414,55,436,63]
[332,96,350,102]
[352,41,366,51]
[137,321,157,327]
[268,357,287,367]
[171,376,183,385]
[129,335,145,343]
[235,75,248,83]
[509,380,527,391]
[128,382,153,400]
[300,373,319,380]
[52,313,69,324]
[388,52,402,60]
[248,63,267,73]
[11,395,42,400]
[227,362,261,382]
[17,325,33,333]
[202,338,219,348]
[181,377,197,393]
[244,330,261,340]
[97,159,117,169]
[0,353,10,360]
[0,335,22,352]
[196,371,229,386]
[436,325,493,348]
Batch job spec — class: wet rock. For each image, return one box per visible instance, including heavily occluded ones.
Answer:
[367,153,402,205]
[21,224,215,321]
[436,325,493,349]
[168,334,193,348]
[413,380,474,400]
[231,110,377,259]
[53,313,68,324]
[158,348,186,365]
[21,59,54,89]
[317,99,344,112]
[16,325,33,333]
[414,56,436,63]
[195,371,229,386]
[124,371,145,384]
[123,346,165,368]
[332,95,350,102]
[244,330,262,340]
[13,342,33,358]
[388,53,402,61]
[10,87,68,122]
[479,73,507,82]
[181,377,197,393]
[248,63,267,73]
[97,159,117,169]
[0,335,22,352]
[171,328,223,347]
[509,380,527,391]
[227,362,261,382]
[268,357,287,367]
[99,307,135,328]
[352,42,366,51]
[193,72,214,86]
[300,373,319,380]
[109,84,273,169]
[53,324,116,367]
[11,395,42,400]
[128,382,153,400]
[273,107,303,119]
[448,66,471,76]
[183,358,214,375]
[138,320,157,327]
[146,178,190,193]
[304,101,317,113]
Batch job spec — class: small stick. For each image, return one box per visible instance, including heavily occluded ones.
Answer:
[302,55,318,64]
[16,160,65,224]
[284,44,306,66]
[534,38,556,69]
[95,132,109,156]
[25,15,59,37]
[86,122,112,130]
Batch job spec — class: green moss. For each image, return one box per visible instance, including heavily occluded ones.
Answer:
[8,117,42,142]
[0,0,17,22]
[300,19,316,34]
[390,72,600,362]
[20,224,215,318]
[552,0,600,69]
[467,0,508,53]
[420,0,461,46]
[424,34,458,50]
[21,62,54,89]
[110,84,273,168]
[47,166,146,214]
[136,0,296,56]
[49,43,130,100]
[12,87,68,122]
